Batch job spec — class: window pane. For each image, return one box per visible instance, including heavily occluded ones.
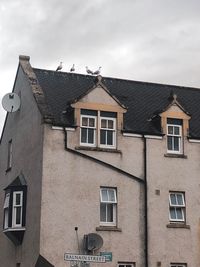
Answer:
[4,193,10,209]
[170,207,176,219]
[174,126,180,135]
[177,194,184,205]
[101,189,108,201]
[89,118,95,127]
[108,189,115,202]
[107,131,113,145]
[167,136,173,150]
[170,194,176,205]
[4,209,9,228]
[176,207,183,220]
[100,203,106,221]
[16,207,21,225]
[168,126,173,134]
[82,117,88,126]
[100,130,106,144]
[15,193,21,205]
[88,129,94,144]
[106,204,113,222]
[81,128,87,143]
[108,120,114,129]
[174,137,180,151]
[101,119,107,129]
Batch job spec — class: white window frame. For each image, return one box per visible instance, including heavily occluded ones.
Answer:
[12,191,23,227]
[99,117,116,148]
[167,122,182,154]
[169,192,185,222]
[3,193,10,229]
[80,115,97,147]
[80,110,117,149]
[100,188,117,226]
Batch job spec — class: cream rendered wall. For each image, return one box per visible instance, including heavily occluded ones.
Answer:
[147,136,200,267]
[40,125,145,267]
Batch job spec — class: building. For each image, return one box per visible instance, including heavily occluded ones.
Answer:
[0,55,200,267]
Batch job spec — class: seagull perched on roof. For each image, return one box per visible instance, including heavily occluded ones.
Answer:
[70,64,75,72]
[56,62,63,71]
[93,67,101,75]
[86,66,93,75]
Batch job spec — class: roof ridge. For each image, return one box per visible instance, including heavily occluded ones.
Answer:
[33,67,200,92]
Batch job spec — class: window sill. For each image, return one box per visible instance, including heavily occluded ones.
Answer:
[166,223,190,229]
[3,227,26,232]
[76,146,122,154]
[164,153,187,159]
[96,226,122,232]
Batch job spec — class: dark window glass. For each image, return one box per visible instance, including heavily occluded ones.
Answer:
[100,203,106,222]
[88,129,94,144]
[174,137,179,151]
[16,194,21,205]
[100,130,106,144]
[100,111,117,118]
[107,204,113,222]
[16,207,21,224]
[167,118,182,125]
[81,109,97,116]
[81,128,87,143]
[167,136,173,150]
[107,131,113,145]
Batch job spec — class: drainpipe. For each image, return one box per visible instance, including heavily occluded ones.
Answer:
[143,136,148,267]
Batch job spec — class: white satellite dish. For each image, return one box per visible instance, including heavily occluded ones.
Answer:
[2,93,21,113]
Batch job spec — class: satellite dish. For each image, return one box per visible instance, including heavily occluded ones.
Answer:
[2,93,21,112]
[84,233,103,251]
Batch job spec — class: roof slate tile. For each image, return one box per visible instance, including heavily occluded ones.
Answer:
[33,68,200,138]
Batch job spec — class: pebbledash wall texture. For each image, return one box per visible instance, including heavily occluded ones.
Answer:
[0,56,200,267]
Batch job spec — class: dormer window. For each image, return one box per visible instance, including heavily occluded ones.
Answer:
[80,109,116,149]
[100,117,116,147]
[167,118,183,154]
[80,115,97,146]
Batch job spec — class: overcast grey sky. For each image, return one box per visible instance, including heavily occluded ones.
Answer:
[1,0,200,132]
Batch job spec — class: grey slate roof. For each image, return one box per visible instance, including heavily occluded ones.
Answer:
[33,68,200,138]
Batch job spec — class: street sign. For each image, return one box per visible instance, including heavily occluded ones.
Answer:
[64,253,106,263]
[100,252,112,262]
